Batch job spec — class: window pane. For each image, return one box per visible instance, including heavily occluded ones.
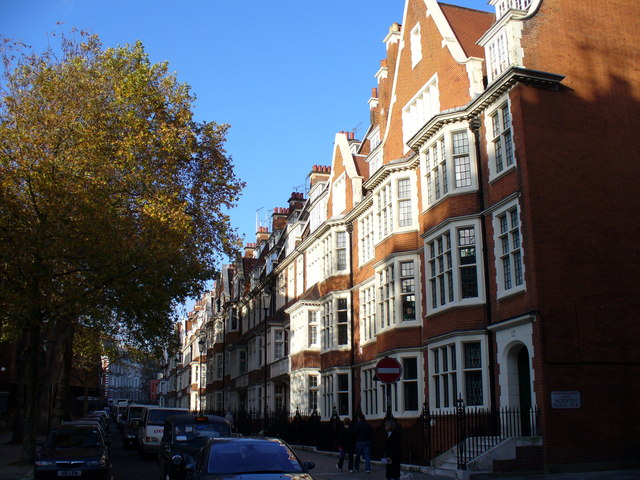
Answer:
[465,371,483,406]
[464,342,481,369]
[404,382,419,411]
[338,324,348,345]
[403,358,417,379]
[460,266,478,298]
[338,374,349,391]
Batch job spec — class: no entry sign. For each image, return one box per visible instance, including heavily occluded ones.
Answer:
[375,357,402,383]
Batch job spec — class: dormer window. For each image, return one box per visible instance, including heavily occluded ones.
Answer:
[402,74,439,147]
[494,0,532,18]
[487,30,509,82]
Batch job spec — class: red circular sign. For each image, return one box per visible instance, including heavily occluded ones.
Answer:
[375,357,402,383]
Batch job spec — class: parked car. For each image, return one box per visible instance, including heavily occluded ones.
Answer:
[123,418,140,449]
[63,418,110,443]
[122,404,152,449]
[34,423,112,479]
[158,414,232,480]
[184,437,315,480]
[137,406,189,454]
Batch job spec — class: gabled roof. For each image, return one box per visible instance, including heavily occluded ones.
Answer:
[439,3,494,59]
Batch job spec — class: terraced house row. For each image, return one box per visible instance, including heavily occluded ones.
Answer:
[157,0,640,473]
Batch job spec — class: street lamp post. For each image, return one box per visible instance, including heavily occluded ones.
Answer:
[198,331,207,414]
[261,290,271,433]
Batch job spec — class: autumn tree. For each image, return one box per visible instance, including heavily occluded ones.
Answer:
[0,31,244,461]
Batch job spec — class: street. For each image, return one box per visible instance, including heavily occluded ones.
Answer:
[110,424,160,480]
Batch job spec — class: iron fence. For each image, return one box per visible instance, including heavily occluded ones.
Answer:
[206,400,540,470]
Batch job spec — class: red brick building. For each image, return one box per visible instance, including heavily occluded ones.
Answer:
[183,0,640,473]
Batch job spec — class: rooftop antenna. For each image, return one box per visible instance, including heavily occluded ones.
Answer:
[255,207,263,233]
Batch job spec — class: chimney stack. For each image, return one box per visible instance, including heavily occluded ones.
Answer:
[309,164,331,188]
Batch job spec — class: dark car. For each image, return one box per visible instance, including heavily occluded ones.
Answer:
[158,414,232,480]
[184,437,315,480]
[34,423,112,479]
[122,404,151,449]
[123,418,140,449]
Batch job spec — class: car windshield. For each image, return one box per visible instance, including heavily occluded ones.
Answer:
[128,407,145,419]
[173,423,229,446]
[147,410,184,426]
[46,429,103,449]
[206,441,304,475]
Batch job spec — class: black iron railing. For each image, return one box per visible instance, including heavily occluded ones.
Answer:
[206,401,540,470]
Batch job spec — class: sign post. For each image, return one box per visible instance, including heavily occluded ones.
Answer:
[375,357,402,418]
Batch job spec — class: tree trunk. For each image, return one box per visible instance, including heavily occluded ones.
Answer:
[52,321,75,424]
[20,320,41,464]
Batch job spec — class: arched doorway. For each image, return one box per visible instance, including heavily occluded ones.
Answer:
[506,343,533,436]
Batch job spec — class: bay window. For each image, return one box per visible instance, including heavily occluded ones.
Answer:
[422,125,477,210]
[429,335,489,410]
[425,219,483,313]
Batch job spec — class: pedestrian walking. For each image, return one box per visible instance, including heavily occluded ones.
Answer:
[336,417,356,472]
[353,413,373,473]
[383,419,402,480]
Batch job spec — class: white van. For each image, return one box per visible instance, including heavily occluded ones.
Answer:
[137,406,188,453]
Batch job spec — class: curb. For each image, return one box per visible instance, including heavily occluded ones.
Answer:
[292,444,434,476]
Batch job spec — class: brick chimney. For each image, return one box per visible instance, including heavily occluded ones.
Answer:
[244,242,256,258]
[272,207,289,231]
[256,226,270,243]
[309,164,331,188]
[288,192,305,211]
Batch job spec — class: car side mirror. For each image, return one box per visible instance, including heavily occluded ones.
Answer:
[303,461,315,471]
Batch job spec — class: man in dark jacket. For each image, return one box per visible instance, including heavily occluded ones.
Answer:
[353,413,373,473]
[384,419,402,480]
[336,417,356,472]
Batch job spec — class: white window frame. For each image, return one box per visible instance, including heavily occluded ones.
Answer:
[428,334,490,411]
[410,23,422,67]
[361,354,423,419]
[487,29,509,83]
[308,374,319,412]
[362,367,380,417]
[397,178,413,227]
[321,370,351,420]
[492,199,526,298]
[425,218,485,314]
[320,294,350,352]
[336,231,348,271]
[321,373,333,419]
[333,172,346,216]
[421,123,477,211]
[308,310,319,348]
[376,254,421,332]
[485,95,516,180]
[375,174,417,243]
[274,329,285,361]
[359,281,377,344]
[358,208,375,265]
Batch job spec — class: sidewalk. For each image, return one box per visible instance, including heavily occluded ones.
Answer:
[0,432,33,480]
[292,446,640,480]
[293,445,444,480]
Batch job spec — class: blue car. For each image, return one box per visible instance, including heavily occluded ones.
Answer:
[184,436,316,480]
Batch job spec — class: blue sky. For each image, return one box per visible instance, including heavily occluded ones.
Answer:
[2,0,492,310]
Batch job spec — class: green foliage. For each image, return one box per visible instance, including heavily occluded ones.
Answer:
[0,30,244,349]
